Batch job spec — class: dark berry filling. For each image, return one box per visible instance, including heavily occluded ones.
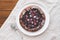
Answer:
[20,7,45,32]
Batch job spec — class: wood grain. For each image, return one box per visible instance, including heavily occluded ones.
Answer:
[0,0,18,27]
[0,0,18,1]
[0,1,18,10]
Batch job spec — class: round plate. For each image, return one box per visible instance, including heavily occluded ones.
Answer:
[16,3,50,36]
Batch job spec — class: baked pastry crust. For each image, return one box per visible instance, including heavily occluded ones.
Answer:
[19,6,45,32]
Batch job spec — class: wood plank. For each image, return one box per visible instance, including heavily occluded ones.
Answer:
[0,10,11,17]
[0,1,18,10]
[0,11,11,24]
[0,24,2,27]
[0,17,7,24]
[0,0,18,27]
[0,0,18,1]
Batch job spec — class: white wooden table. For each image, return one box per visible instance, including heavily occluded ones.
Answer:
[0,0,60,40]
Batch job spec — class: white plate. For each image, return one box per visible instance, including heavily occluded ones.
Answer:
[16,2,50,36]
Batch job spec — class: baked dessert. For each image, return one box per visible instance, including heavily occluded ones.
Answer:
[19,6,45,32]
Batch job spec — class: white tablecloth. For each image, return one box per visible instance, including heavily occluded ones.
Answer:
[0,0,60,40]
